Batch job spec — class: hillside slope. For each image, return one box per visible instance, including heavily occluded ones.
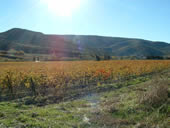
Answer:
[0,28,170,57]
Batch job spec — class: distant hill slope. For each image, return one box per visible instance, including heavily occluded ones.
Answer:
[0,28,170,57]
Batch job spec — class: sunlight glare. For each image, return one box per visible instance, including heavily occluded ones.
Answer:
[42,0,83,17]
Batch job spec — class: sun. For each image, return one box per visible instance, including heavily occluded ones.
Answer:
[42,0,82,17]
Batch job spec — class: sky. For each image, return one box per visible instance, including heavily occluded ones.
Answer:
[0,0,170,42]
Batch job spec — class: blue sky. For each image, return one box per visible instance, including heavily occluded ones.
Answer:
[0,0,170,42]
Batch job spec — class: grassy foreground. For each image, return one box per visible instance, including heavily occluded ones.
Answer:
[0,70,169,128]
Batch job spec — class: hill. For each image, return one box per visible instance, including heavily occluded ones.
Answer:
[0,28,170,60]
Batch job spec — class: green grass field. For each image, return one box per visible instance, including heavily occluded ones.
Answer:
[0,69,169,128]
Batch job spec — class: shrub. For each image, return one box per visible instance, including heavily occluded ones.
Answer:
[140,80,168,108]
[0,112,5,118]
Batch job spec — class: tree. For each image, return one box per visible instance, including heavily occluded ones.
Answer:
[33,56,36,61]
[95,55,101,61]
[104,55,112,60]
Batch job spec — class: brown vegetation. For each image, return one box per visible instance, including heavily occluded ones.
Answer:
[140,80,169,108]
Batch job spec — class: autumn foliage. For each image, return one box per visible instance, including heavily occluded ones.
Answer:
[0,60,170,99]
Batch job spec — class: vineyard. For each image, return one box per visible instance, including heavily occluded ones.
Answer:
[0,60,170,101]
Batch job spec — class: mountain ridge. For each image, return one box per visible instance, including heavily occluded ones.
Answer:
[0,28,170,59]
[2,28,168,44]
